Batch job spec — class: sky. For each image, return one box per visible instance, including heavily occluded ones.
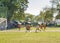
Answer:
[25,0,51,16]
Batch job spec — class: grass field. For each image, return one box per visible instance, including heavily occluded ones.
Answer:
[0,27,60,43]
[10,27,60,31]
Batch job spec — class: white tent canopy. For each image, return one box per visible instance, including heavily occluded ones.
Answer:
[0,18,7,30]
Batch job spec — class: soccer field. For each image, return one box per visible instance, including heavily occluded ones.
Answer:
[0,32,60,43]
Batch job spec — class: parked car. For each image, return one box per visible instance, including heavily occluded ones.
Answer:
[7,20,22,29]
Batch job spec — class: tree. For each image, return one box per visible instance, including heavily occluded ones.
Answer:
[50,0,60,8]
[40,11,45,22]
[35,15,41,21]
[45,8,53,21]
[56,14,60,19]
[11,12,25,21]
[50,0,60,13]
[39,8,53,22]
[50,0,60,19]
[1,0,28,23]
[25,13,35,21]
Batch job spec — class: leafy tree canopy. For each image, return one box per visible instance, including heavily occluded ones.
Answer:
[0,0,28,22]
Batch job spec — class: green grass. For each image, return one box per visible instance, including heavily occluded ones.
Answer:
[0,32,60,43]
[12,27,60,30]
